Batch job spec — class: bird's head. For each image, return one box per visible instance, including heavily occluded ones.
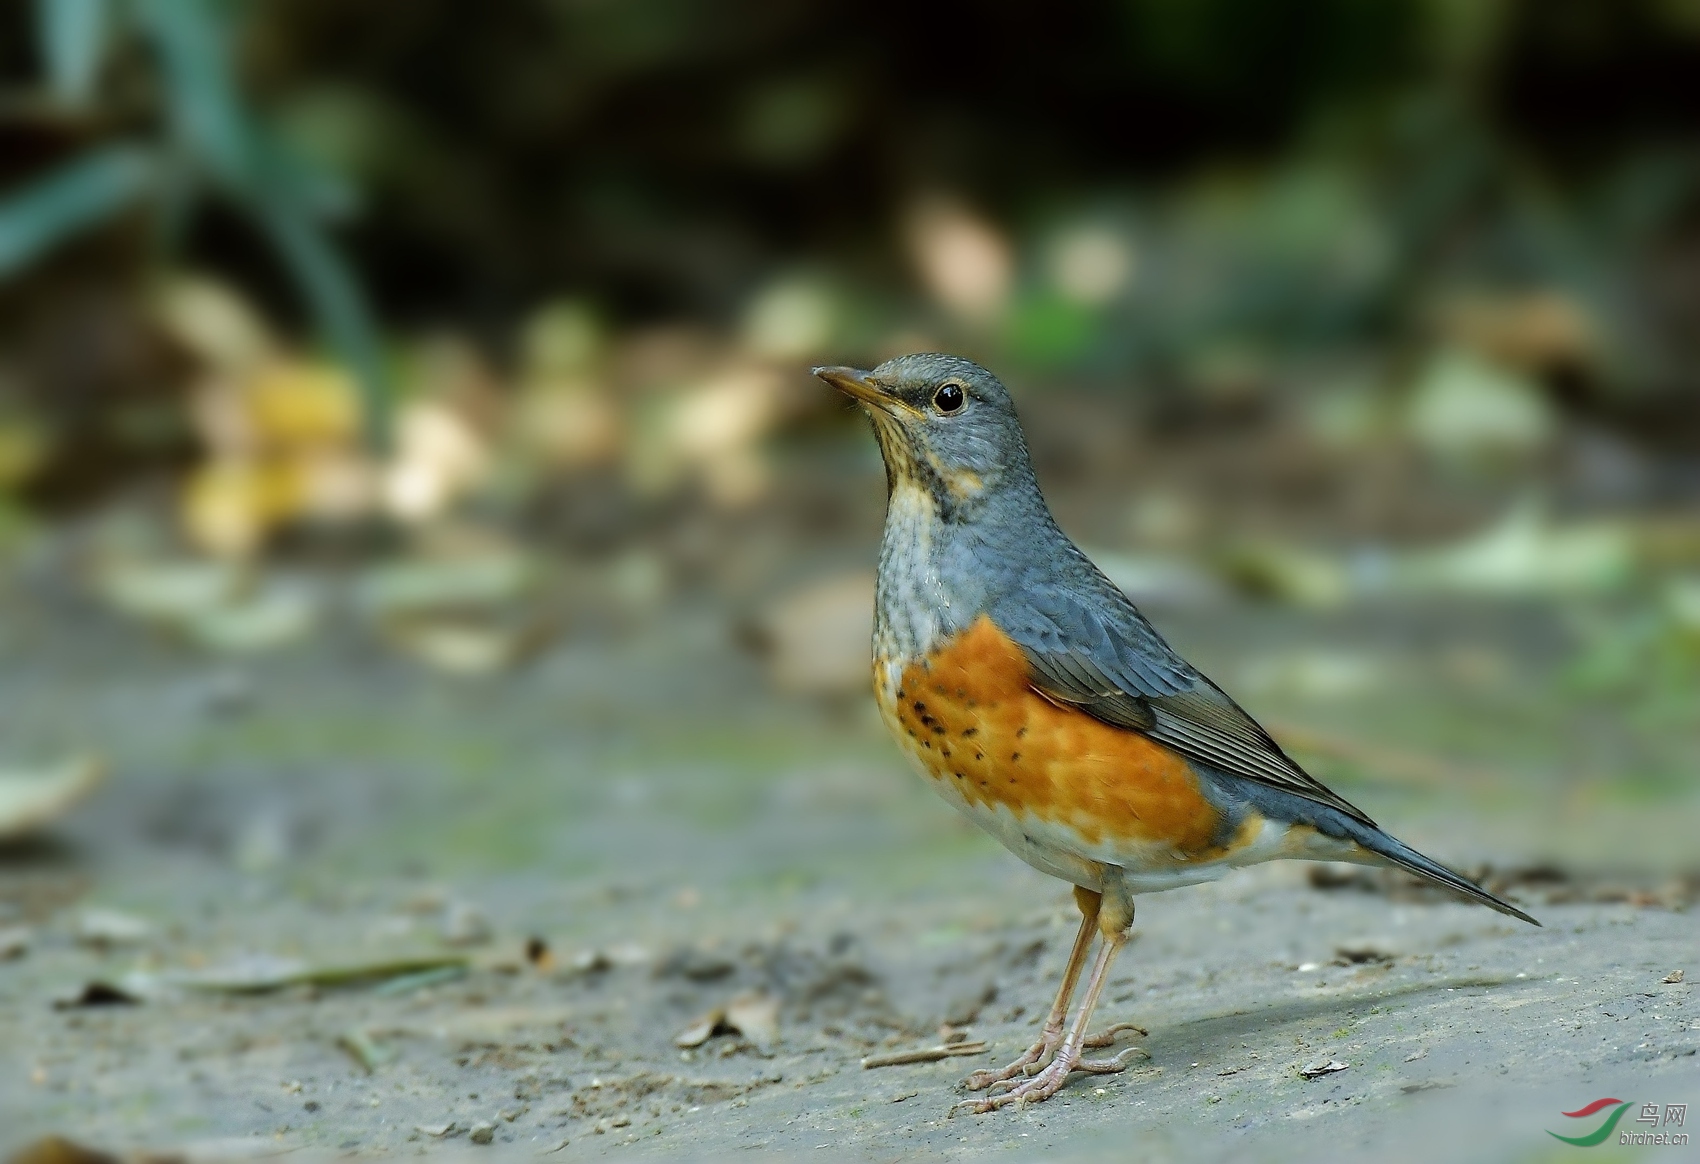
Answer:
[814,353,1035,518]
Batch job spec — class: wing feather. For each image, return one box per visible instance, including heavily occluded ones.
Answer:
[999,577,1377,828]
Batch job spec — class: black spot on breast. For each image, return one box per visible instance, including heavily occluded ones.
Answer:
[961,727,978,737]
[1011,752,1021,761]
[974,752,983,761]
[1016,726,1028,738]
[913,701,927,713]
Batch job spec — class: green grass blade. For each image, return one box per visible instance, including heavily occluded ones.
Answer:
[254,196,392,449]
[132,0,252,180]
[0,145,154,278]
[35,0,111,104]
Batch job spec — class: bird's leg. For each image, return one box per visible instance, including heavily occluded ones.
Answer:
[958,884,1139,1113]
[963,886,1100,1091]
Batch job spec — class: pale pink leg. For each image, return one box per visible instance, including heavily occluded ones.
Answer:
[963,887,1100,1091]
[957,928,1136,1113]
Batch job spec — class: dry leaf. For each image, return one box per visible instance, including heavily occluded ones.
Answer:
[0,758,103,840]
[75,908,151,947]
[338,1027,395,1073]
[0,926,31,960]
[674,1009,723,1049]
[725,991,780,1050]
[1299,1059,1350,1079]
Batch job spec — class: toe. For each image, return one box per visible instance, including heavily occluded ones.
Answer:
[1083,1022,1148,1049]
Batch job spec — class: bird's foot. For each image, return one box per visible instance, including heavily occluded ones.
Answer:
[953,1045,1144,1114]
[962,1033,1060,1091]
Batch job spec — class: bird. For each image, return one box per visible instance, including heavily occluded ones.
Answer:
[813,354,1538,1113]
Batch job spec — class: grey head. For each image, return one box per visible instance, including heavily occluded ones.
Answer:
[813,353,1044,523]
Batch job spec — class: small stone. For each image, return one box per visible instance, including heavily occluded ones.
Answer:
[1662,969,1685,984]
[468,1122,495,1145]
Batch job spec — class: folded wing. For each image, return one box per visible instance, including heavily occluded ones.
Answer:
[998,576,1378,829]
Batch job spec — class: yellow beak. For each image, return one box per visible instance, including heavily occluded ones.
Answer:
[812,365,886,407]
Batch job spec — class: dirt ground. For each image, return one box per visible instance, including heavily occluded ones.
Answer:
[1,559,1696,1162]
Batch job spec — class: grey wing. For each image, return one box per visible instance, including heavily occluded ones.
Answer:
[997,577,1379,829]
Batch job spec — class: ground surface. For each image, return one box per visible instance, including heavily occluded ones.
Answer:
[1,556,1696,1162]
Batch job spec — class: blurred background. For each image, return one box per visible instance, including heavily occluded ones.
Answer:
[1,0,1698,1149]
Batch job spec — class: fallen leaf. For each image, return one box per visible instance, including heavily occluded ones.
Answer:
[353,551,537,621]
[178,583,319,653]
[94,559,243,623]
[725,991,780,1050]
[414,1123,456,1138]
[338,1027,395,1073]
[371,965,467,996]
[173,952,468,994]
[675,1010,722,1049]
[381,616,556,676]
[92,558,319,653]
[0,758,104,840]
[1299,1059,1350,1079]
[0,926,30,960]
[74,908,151,948]
[1663,970,1685,984]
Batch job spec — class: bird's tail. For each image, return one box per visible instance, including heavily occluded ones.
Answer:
[1356,830,1541,926]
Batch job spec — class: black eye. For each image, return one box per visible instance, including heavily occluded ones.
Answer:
[933,382,966,414]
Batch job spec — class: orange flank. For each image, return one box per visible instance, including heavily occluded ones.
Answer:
[879,614,1254,862]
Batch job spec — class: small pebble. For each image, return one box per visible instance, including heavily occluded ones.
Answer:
[469,1122,495,1145]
